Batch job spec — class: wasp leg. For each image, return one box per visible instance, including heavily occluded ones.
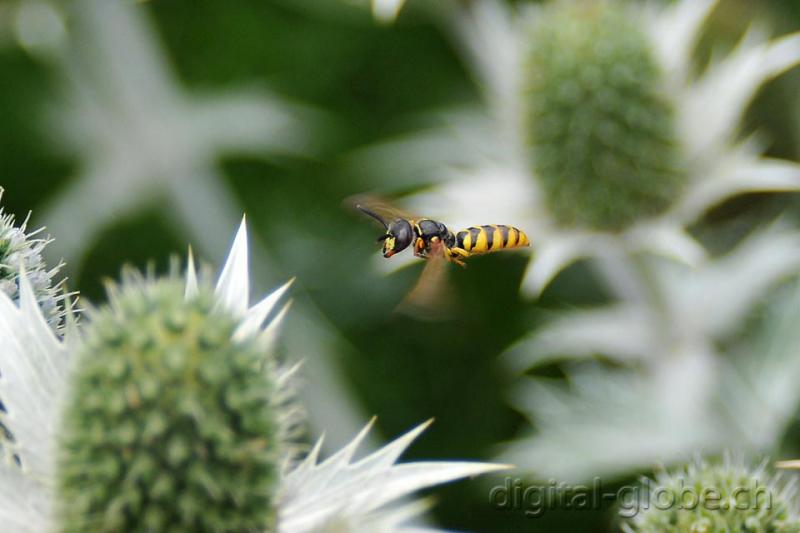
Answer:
[413,237,427,258]
[447,247,469,268]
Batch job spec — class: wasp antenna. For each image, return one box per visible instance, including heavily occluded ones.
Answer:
[376,234,390,243]
[356,204,388,229]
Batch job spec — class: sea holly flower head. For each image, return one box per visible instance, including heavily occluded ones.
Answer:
[57,277,285,532]
[622,457,800,533]
[0,218,508,531]
[0,188,67,332]
[525,0,685,232]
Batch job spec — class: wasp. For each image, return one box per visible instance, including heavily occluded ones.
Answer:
[355,201,530,266]
[354,198,530,315]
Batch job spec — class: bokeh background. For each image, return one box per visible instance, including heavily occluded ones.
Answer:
[3,0,800,530]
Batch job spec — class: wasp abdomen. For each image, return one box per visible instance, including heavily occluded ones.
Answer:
[456,225,530,254]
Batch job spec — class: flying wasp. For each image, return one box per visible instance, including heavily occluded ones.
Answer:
[355,200,530,266]
[353,197,531,315]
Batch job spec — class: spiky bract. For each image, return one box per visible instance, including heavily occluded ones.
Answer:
[57,279,280,532]
[525,0,685,231]
[624,459,800,533]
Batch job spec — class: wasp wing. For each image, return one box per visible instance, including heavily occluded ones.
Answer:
[395,240,456,320]
[344,194,424,227]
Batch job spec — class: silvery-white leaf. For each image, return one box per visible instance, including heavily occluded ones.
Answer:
[40,0,310,270]
[663,225,800,339]
[0,269,68,532]
[520,233,592,297]
[680,28,800,162]
[0,463,53,533]
[717,281,800,448]
[278,420,509,532]
[625,222,706,267]
[372,0,407,23]
[215,217,250,316]
[0,268,68,480]
[446,0,524,142]
[647,0,718,86]
[504,305,653,372]
[676,138,800,221]
[184,247,199,299]
[502,355,723,482]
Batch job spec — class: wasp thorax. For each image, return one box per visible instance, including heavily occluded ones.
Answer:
[525,0,685,231]
[383,219,414,257]
[57,279,281,532]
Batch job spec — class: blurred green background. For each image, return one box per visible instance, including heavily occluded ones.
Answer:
[3,0,800,530]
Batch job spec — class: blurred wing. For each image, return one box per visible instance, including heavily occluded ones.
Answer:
[396,241,456,320]
[344,193,422,225]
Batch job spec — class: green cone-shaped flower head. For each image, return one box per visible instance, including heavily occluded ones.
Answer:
[624,458,800,532]
[0,195,65,331]
[526,0,685,231]
[58,278,280,532]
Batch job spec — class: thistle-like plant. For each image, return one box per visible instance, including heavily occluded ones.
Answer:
[0,188,67,333]
[354,0,800,296]
[622,458,800,533]
[58,278,284,532]
[350,0,800,483]
[33,0,371,454]
[0,189,70,461]
[0,219,507,531]
[500,226,800,481]
[39,0,311,268]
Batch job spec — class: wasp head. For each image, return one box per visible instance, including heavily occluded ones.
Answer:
[378,219,414,258]
[356,205,415,258]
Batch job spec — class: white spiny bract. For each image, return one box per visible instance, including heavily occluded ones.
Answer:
[0,190,66,333]
[371,0,408,23]
[278,418,507,531]
[0,220,507,532]
[499,225,800,482]
[39,0,311,271]
[339,0,408,22]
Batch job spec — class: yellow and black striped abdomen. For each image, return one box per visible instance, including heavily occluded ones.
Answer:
[455,225,530,254]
